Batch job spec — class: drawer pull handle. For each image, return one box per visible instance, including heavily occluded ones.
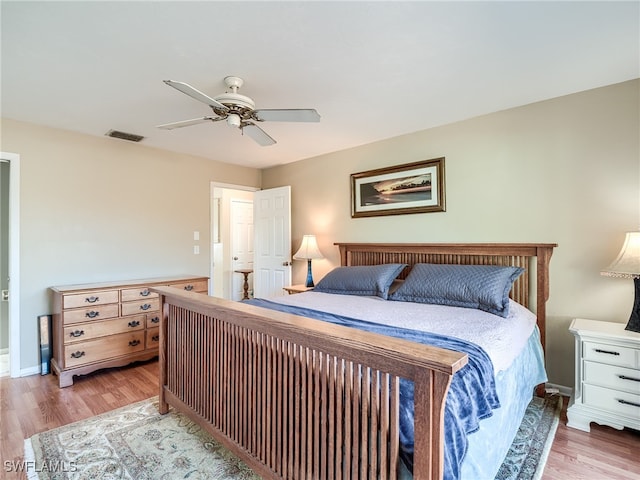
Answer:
[85,296,99,303]
[128,320,141,328]
[140,304,152,311]
[594,348,620,356]
[150,317,160,324]
[129,339,141,347]
[184,285,194,291]
[617,399,640,408]
[618,374,640,383]
[140,289,150,297]
[152,335,159,342]
[86,311,100,318]
[70,351,85,359]
[69,330,84,338]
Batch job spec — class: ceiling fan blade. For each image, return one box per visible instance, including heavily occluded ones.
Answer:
[253,109,321,123]
[163,80,229,111]
[242,122,276,146]
[156,116,222,130]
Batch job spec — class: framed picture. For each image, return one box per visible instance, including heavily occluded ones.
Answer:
[351,157,446,218]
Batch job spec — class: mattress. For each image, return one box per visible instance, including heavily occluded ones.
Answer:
[272,291,538,372]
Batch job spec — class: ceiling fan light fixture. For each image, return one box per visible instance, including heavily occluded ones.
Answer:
[160,76,320,146]
[226,113,241,128]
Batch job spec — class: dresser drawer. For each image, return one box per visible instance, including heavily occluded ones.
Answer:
[63,290,119,309]
[583,383,640,418]
[583,341,637,368]
[146,327,160,348]
[63,331,146,368]
[121,286,159,302]
[584,361,640,394]
[63,304,120,325]
[63,315,146,344]
[121,298,160,317]
[168,279,208,293]
[147,315,161,328]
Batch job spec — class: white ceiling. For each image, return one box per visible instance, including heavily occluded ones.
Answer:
[2,1,638,169]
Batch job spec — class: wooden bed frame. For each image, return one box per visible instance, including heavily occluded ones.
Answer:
[154,242,555,480]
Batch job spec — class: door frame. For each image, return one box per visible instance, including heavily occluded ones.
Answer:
[210,182,258,299]
[1,152,21,378]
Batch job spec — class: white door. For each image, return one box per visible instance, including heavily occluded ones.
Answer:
[230,199,254,301]
[253,186,291,298]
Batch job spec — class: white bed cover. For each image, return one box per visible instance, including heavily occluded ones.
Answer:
[270,292,537,373]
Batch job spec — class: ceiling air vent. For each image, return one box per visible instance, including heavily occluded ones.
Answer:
[105,129,145,142]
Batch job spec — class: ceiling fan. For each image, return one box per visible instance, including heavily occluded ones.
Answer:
[157,76,320,146]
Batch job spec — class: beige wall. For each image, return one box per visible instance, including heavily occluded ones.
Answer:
[262,80,640,389]
[1,118,261,372]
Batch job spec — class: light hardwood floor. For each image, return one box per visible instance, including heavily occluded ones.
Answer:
[1,360,639,479]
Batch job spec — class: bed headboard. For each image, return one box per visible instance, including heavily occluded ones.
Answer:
[335,242,556,351]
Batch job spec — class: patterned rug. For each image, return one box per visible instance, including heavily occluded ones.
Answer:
[24,394,561,480]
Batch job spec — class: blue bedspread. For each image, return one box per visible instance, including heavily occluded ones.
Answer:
[246,298,500,480]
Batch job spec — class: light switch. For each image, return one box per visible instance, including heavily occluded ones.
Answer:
[193,245,200,255]
[193,231,200,241]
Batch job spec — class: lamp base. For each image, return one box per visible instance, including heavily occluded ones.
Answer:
[625,277,640,333]
[305,259,315,288]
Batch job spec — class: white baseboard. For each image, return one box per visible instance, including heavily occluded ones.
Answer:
[0,348,8,355]
[19,365,41,377]
[546,382,572,397]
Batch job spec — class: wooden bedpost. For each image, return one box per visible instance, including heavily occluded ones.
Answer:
[158,296,169,415]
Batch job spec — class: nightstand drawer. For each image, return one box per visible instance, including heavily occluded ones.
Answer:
[63,290,119,309]
[583,383,640,418]
[583,341,637,368]
[121,298,160,316]
[63,304,120,325]
[63,315,146,344]
[584,361,640,394]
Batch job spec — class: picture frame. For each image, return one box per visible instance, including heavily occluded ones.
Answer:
[351,157,446,218]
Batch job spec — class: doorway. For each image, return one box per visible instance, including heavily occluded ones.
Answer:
[0,152,20,378]
[211,184,257,300]
[210,183,292,301]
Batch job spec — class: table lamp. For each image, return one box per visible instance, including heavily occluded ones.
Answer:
[601,231,640,332]
[293,235,324,287]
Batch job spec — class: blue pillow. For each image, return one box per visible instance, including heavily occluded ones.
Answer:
[388,263,524,317]
[314,264,407,299]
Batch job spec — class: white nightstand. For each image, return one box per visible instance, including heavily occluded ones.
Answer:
[567,318,640,432]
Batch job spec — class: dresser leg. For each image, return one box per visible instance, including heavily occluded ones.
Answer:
[51,359,74,388]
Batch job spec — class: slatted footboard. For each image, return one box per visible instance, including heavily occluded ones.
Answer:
[154,288,467,480]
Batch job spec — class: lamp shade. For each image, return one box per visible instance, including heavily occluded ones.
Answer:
[293,235,324,260]
[601,232,640,278]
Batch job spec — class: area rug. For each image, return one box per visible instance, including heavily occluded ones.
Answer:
[495,393,563,480]
[24,394,562,480]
